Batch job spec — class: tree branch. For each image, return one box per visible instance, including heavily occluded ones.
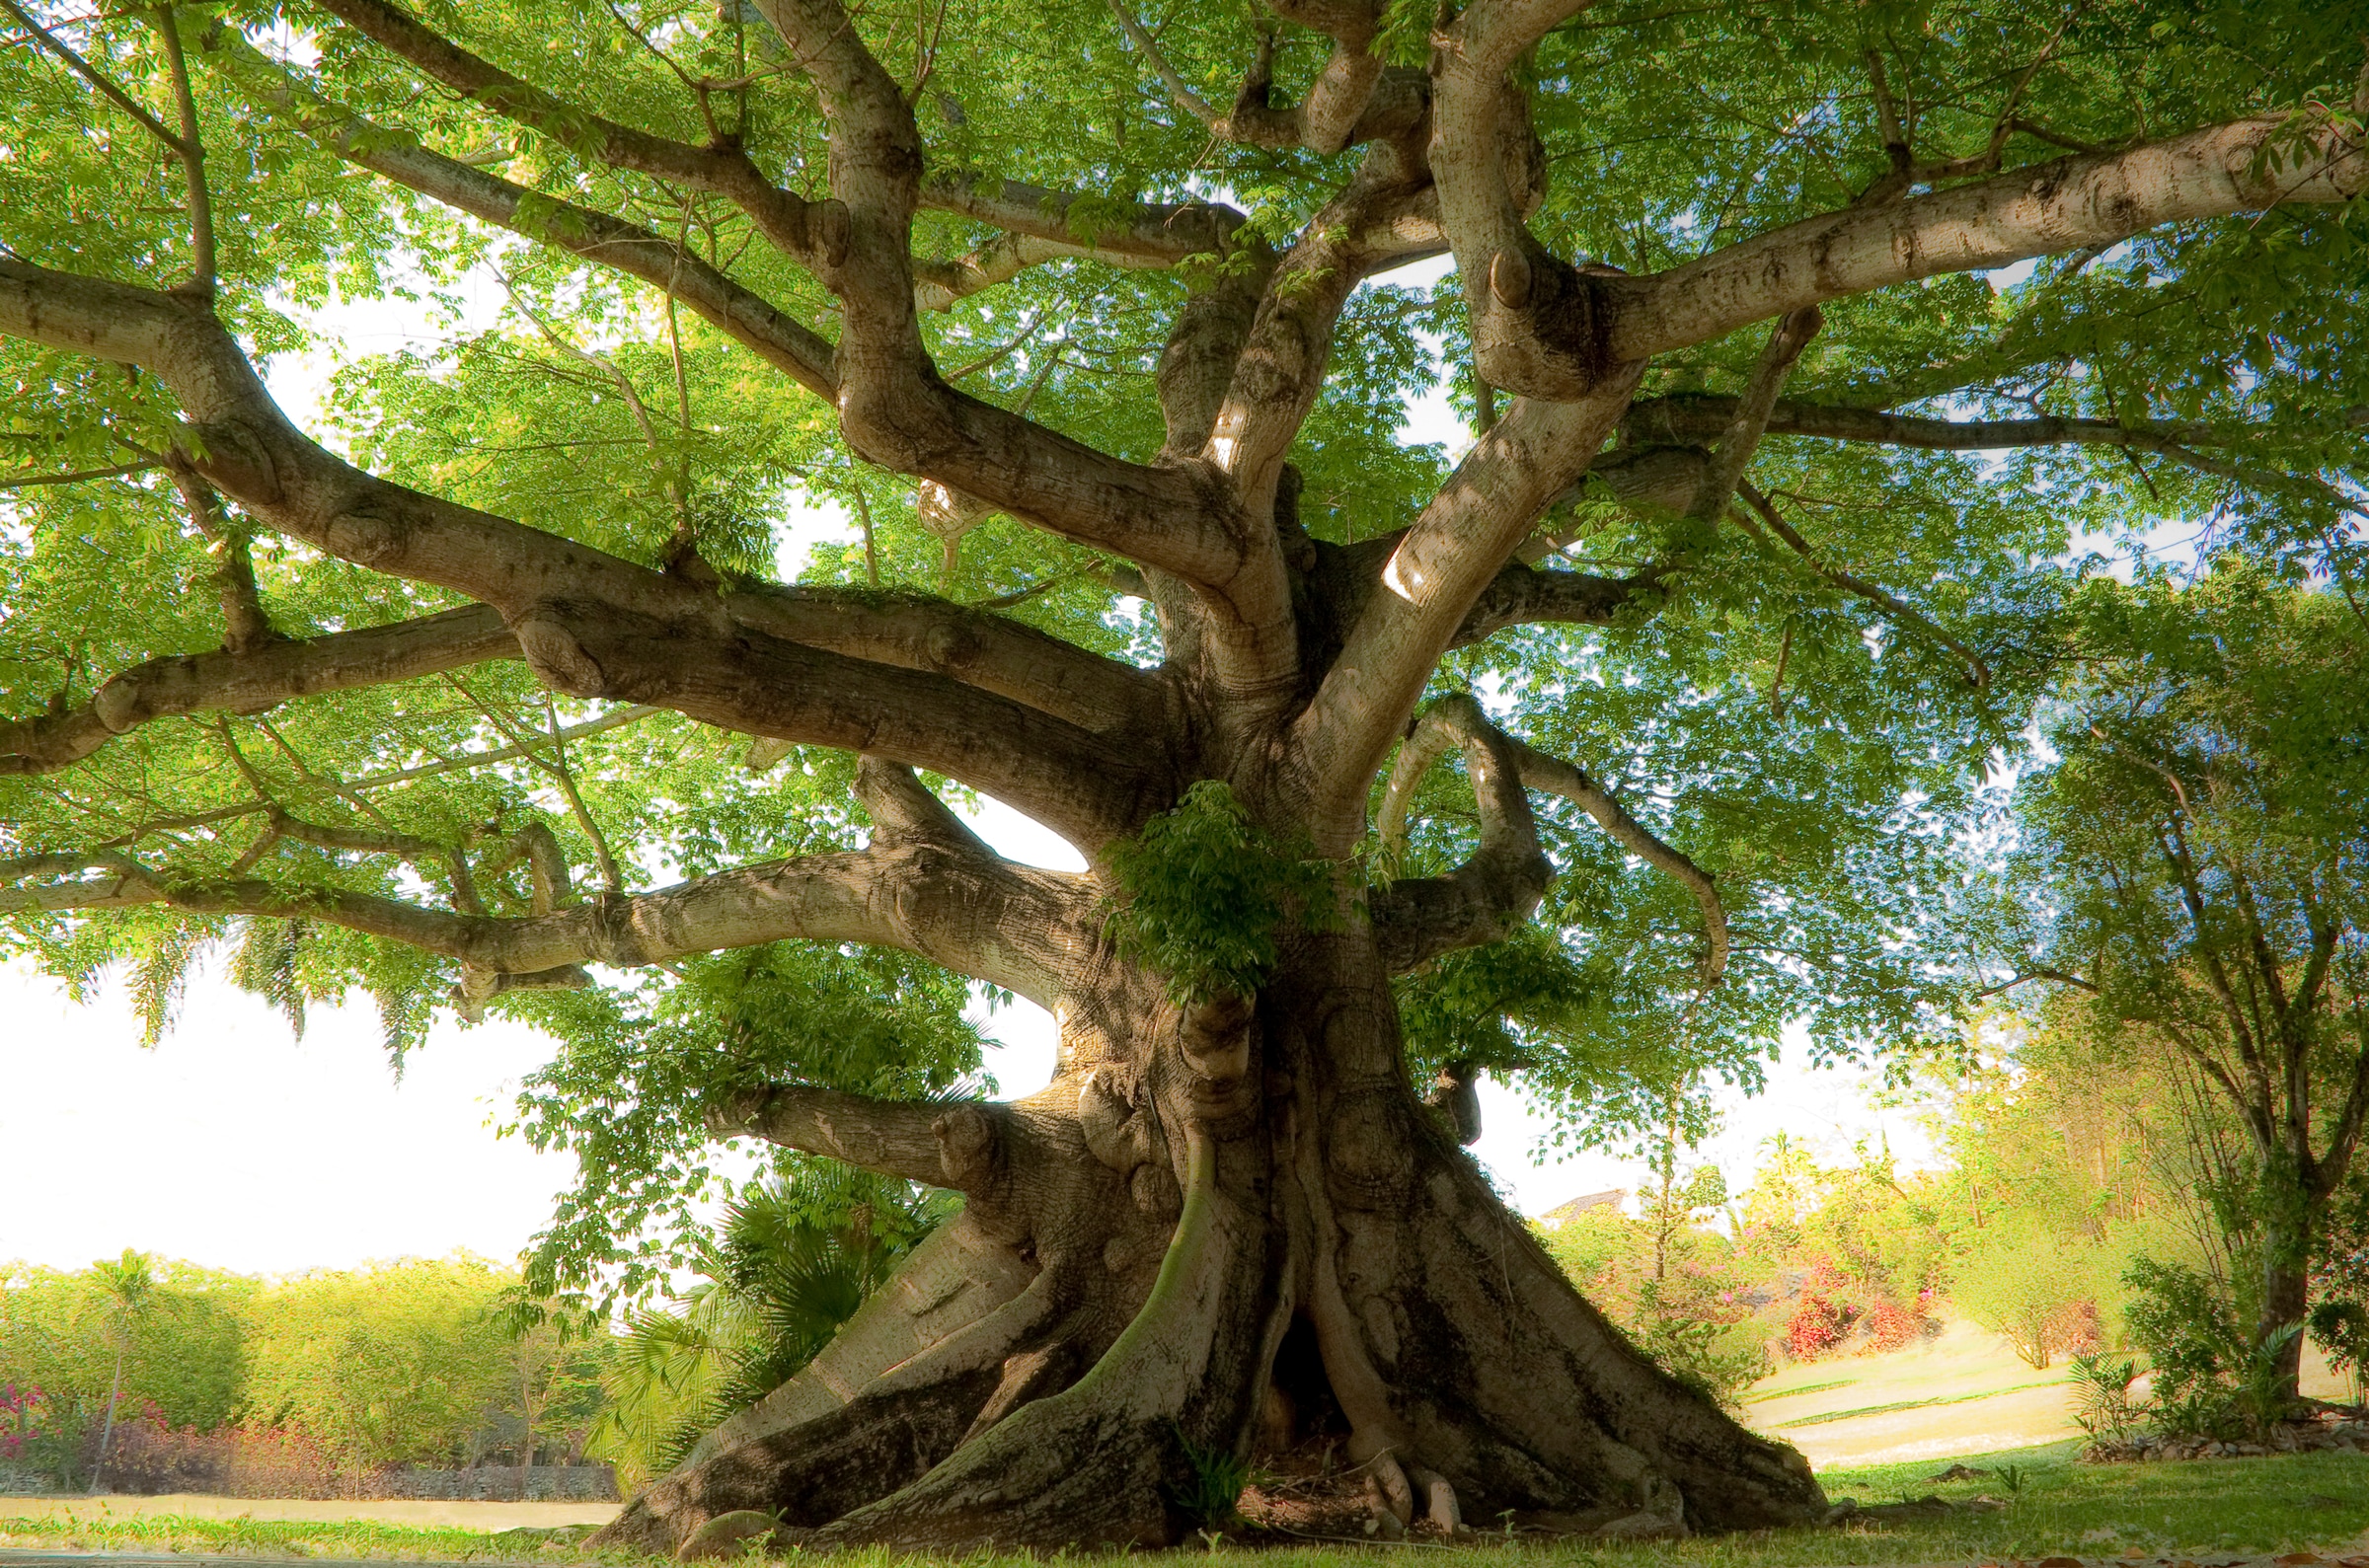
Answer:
[1,762,1089,1006]
[710,1084,1014,1196]
[0,604,515,776]
[1682,307,1821,524]
[737,0,1257,602]
[0,259,1169,842]
[200,29,840,398]
[1430,0,1617,402]
[1732,480,1990,690]
[1622,396,2298,458]
[1105,0,1220,128]
[311,0,850,276]
[1295,377,1641,846]
[1500,729,1725,984]
[1450,559,1662,646]
[1368,692,1552,971]
[163,455,276,654]
[1369,692,1724,981]
[1606,114,2369,365]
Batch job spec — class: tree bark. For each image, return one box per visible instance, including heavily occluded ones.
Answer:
[591,919,1823,1553]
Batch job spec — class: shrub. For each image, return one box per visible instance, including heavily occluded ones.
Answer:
[1950,1224,2099,1369]
[1785,1279,1856,1361]
[240,1257,515,1468]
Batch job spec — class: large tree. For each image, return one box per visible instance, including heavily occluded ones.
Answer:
[3,0,2366,1547]
[2001,568,2369,1405]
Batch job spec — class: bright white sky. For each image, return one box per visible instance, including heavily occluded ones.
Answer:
[0,254,1944,1279]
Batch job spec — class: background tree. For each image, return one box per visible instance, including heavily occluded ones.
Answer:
[588,1165,951,1488]
[2,0,2366,1547]
[1996,569,2369,1402]
[84,1248,155,1493]
[239,1257,515,1470]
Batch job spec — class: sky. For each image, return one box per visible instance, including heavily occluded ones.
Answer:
[1,253,1947,1281]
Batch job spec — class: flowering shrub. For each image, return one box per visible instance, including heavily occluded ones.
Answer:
[1783,1262,1863,1360]
[1864,1292,1939,1353]
[0,1381,84,1487]
[86,1405,346,1498]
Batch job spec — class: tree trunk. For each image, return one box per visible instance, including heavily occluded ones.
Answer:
[592,926,1824,1553]
[2261,1238,2311,1405]
[90,1340,124,1496]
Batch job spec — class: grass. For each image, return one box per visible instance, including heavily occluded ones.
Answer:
[1775,1381,2065,1428]
[1746,1379,1862,1405]
[1,1445,2363,1565]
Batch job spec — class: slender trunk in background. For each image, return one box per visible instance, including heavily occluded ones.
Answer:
[89,1339,123,1495]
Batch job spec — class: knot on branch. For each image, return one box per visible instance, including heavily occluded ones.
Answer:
[932,1103,1001,1189]
[186,418,283,505]
[512,611,607,698]
[89,672,150,734]
[1476,243,1621,401]
[1180,990,1257,1101]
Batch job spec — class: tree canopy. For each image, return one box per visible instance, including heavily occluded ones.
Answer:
[3,0,2367,1547]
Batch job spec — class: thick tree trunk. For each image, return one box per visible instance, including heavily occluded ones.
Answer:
[2261,1239,2311,1406]
[592,927,1824,1554]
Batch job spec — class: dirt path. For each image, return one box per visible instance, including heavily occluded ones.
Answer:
[1741,1316,2352,1470]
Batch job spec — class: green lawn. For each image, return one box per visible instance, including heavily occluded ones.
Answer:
[1,1444,2363,1564]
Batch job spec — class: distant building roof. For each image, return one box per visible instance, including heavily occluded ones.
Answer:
[1537,1189,1626,1229]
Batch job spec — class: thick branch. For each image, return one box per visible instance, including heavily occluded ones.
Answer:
[1296,379,1640,846]
[735,0,1258,594]
[709,1083,1002,1191]
[1451,559,1659,645]
[2,766,1088,1005]
[1371,693,1725,982]
[1369,693,1552,970]
[0,604,514,776]
[1626,397,2251,456]
[1194,155,1442,696]
[1431,0,1618,401]
[0,261,1165,839]
[1607,115,2369,364]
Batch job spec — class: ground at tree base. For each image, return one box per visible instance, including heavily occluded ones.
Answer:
[5,1442,2369,1566]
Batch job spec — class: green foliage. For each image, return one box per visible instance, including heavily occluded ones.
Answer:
[2066,1353,2142,1444]
[2119,1255,2308,1441]
[1949,1220,2114,1371]
[238,1256,518,1468]
[1540,1205,1771,1408]
[1104,782,1338,1005]
[588,1165,950,1486]
[0,1258,252,1436]
[1164,1424,1251,1530]
[505,942,981,1310]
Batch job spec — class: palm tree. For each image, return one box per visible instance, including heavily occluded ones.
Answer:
[590,1169,947,1485]
[86,1250,156,1494]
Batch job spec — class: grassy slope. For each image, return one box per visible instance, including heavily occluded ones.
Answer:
[3,1444,2365,1565]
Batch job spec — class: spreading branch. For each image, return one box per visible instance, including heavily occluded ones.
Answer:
[0,256,1172,843]
[0,604,515,776]
[1731,481,1990,690]
[1369,693,1552,970]
[1297,378,1641,845]
[1606,114,2369,365]
[0,760,1089,1006]
[1370,692,1725,981]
